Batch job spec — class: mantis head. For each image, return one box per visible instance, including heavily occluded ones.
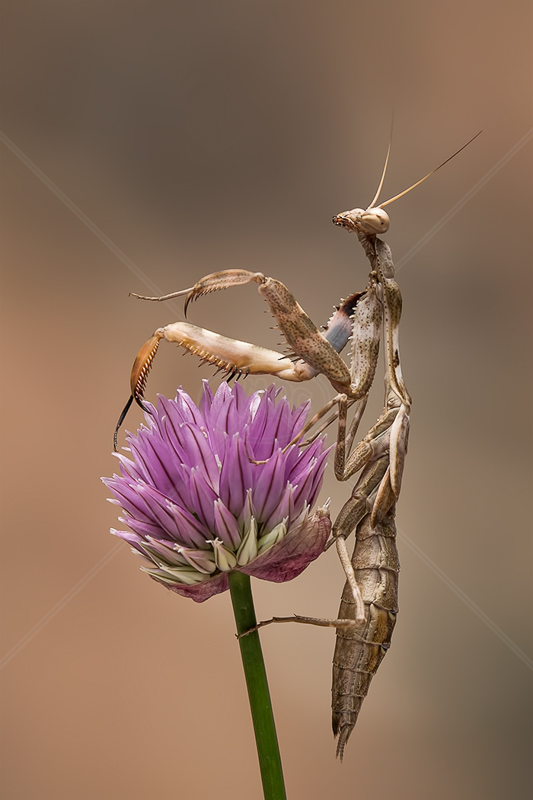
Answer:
[333,206,390,234]
[333,131,482,236]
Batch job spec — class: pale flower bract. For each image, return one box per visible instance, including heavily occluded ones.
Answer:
[104,381,332,601]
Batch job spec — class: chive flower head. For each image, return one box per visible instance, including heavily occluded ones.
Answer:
[104,382,331,601]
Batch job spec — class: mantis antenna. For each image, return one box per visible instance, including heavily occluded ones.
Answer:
[376,130,482,209]
[368,140,392,211]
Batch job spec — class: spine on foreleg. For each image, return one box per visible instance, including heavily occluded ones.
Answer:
[332,509,399,759]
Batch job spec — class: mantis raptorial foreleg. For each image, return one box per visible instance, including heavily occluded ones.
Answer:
[114,282,375,449]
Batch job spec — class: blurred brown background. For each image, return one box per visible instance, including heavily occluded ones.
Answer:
[1,2,531,799]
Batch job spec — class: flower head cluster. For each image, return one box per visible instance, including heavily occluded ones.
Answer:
[104,381,331,601]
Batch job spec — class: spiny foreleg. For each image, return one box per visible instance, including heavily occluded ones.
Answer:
[136,268,356,391]
[138,269,385,397]
[113,322,320,450]
[114,282,370,448]
[115,277,378,449]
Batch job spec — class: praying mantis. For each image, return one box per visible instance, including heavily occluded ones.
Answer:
[114,131,480,758]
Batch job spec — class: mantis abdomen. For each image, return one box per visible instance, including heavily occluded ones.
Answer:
[332,509,399,759]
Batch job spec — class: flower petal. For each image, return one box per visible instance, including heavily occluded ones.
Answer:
[162,572,230,602]
[290,460,318,518]
[209,539,238,571]
[104,477,157,524]
[219,434,253,517]
[128,432,188,503]
[261,483,293,533]
[307,448,331,509]
[286,437,326,484]
[142,537,189,566]
[290,399,311,437]
[134,484,188,540]
[199,379,214,420]
[242,505,330,582]
[178,423,220,492]
[262,396,293,450]
[165,503,210,548]
[252,447,286,522]
[257,519,287,554]
[142,564,206,585]
[236,517,258,565]
[214,499,242,549]
[117,515,167,541]
[177,546,218,574]
[189,468,218,531]
[208,382,234,433]
[237,488,254,535]
[111,527,151,556]
[173,389,206,427]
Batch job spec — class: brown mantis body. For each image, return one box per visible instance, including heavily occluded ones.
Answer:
[114,132,480,757]
[248,229,410,758]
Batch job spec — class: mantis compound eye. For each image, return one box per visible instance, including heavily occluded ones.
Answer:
[357,207,390,234]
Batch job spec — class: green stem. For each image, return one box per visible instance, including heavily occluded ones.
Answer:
[228,570,287,800]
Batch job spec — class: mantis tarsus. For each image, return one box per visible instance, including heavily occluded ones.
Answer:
[114,131,480,758]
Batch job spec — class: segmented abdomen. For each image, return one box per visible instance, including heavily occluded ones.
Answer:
[332,509,399,759]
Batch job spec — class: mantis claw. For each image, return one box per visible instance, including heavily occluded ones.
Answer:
[113,334,161,450]
[183,269,265,315]
[130,334,162,402]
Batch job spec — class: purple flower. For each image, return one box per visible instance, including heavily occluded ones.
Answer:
[104,381,332,601]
